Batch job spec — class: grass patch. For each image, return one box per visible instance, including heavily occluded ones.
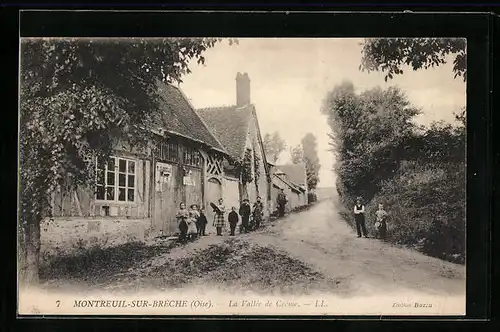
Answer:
[39,241,177,286]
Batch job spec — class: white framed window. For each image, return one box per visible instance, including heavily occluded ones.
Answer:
[96,156,136,202]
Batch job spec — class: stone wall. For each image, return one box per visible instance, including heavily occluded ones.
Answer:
[40,217,152,258]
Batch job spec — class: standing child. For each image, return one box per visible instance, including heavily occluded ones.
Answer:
[374,203,388,240]
[197,207,208,236]
[176,203,189,243]
[354,196,368,238]
[187,205,199,241]
[252,196,264,231]
[228,207,239,236]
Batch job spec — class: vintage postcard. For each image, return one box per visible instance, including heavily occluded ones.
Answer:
[18,37,466,316]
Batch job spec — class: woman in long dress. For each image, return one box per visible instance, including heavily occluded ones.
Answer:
[212,198,226,236]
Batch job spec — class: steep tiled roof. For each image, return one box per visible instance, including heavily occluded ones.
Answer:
[151,83,226,153]
[275,163,307,186]
[196,105,253,160]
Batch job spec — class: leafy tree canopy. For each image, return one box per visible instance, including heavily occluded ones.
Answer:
[290,145,303,164]
[301,133,321,190]
[359,38,466,82]
[263,131,287,163]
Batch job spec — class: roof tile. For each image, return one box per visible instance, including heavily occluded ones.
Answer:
[275,163,307,186]
[152,83,226,152]
[196,105,253,160]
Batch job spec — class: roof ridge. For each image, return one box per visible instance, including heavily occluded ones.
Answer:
[197,105,237,112]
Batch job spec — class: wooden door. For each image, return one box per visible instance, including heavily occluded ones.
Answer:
[154,162,179,236]
[205,177,222,235]
[185,169,203,208]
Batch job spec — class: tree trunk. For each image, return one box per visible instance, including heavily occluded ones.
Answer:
[19,219,41,287]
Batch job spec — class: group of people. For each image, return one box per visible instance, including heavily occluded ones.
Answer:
[175,196,266,242]
[175,203,208,242]
[353,196,389,240]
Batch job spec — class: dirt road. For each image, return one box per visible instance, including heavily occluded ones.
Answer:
[247,198,466,297]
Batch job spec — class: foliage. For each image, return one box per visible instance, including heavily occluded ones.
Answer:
[241,148,254,184]
[359,38,467,82]
[322,81,466,263]
[367,159,465,264]
[19,37,231,282]
[40,241,176,284]
[290,145,303,164]
[253,147,261,187]
[301,133,321,190]
[263,131,287,163]
[322,81,420,202]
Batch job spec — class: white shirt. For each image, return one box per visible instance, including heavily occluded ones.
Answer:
[354,204,365,214]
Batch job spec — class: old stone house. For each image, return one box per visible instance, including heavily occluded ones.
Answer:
[197,73,272,222]
[51,82,229,237]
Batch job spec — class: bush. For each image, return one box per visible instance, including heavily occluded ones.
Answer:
[366,160,465,264]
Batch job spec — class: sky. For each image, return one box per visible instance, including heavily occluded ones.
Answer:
[179,38,466,188]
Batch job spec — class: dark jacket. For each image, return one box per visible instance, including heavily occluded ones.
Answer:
[198,212,208,225]
[277,192,287,205]
[253,201,264,216]
[239,203,251,217]
[228,211,239,225]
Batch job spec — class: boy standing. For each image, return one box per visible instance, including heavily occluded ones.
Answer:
[354,196,368,238]
[197,207,208,236]
[228,207,239,236]
[375,203,388,240]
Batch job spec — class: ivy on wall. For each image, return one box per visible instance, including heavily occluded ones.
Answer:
[241,148,254,184]
[254,148,261,187]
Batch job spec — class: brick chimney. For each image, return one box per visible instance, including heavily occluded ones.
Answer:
[236,72,251,107]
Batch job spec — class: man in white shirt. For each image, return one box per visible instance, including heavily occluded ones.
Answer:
[354,196,368,238]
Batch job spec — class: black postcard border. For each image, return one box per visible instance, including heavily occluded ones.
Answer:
[2,8,494,329]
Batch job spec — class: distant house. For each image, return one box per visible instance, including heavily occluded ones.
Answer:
[51,82,229,236]
[272,163,308,212]
[197,73,272,221]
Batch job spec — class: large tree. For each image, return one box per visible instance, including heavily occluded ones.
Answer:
[263,131,287,163]
[321,81,420,202]
[359,37,466,121]
[19,37,232,285]
[301,133,321,190]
